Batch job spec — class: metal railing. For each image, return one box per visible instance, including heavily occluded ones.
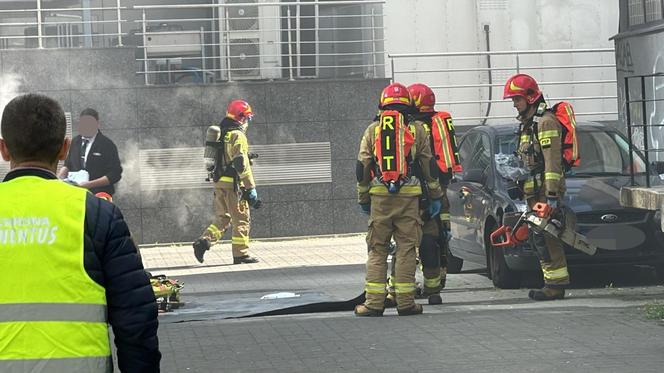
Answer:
[134,1,386,84]
[625,72,664,187]
[0,0,386,83]
[390,48,618,124]
[0,1,126,49]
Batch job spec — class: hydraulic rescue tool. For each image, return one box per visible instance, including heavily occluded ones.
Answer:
[490,202,597,256]
[150,274,185,313]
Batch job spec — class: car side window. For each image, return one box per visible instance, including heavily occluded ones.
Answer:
[462,133,491,174]
[459,133,479,172]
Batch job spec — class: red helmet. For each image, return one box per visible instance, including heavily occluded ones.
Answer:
[503,74,542,105]
[226,99,254,122]
[408,83,436,112]
[379,83,411,109]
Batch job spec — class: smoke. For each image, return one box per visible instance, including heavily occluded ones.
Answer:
[0,73,23,179]
[0,72,23,132]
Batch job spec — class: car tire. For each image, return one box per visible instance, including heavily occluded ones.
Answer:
[486,223,521,289]
[446,245,464,274]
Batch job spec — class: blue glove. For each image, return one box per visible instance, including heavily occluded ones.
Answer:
[247,188,258,202]
[546,197,558,209]
[359,203,371,215]
[428,199,442,217]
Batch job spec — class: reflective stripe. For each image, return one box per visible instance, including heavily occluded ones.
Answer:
[424,275,442,289]
[394,282,417,294]
[520,135,530,143]
[232,236,249,246]
[365,282,386,294]
[542,266,569,281]
[440,213,450,221]
[369,185,422,195]
[544,172,561,181]
[538,130,559,139]
[206,224,223,240]
[0,303,106,323]
[219,176,234,183]
[433,116,454,170]
[0,356,112,373]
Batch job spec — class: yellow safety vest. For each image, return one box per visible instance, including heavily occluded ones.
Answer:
[0,176,111,372]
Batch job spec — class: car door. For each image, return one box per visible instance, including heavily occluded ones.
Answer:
[448,132,494,262]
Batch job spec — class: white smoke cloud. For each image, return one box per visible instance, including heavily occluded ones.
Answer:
[0,72,23,134]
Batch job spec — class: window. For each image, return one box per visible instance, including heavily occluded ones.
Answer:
[460,132,492,177]
[646,0,663,22]
[628,0,664,26]
[571,130,646,175]
[629,0,645,26]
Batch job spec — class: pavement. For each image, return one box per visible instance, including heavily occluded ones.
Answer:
[133,234,664,372]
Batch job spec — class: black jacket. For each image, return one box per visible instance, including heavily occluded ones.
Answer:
[65,131,123,195]
[3,168,161,373]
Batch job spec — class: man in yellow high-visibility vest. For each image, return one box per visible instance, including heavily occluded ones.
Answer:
[0,94,161,372]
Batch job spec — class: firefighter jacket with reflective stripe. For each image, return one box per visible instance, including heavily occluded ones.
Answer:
[357,119,442,204]
[0,174,111,372]
[517,109,566,198]
[214,118,256,189]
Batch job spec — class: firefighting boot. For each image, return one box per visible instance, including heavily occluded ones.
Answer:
[233,255,259,264]
[354,304,384,317]
[397,303,423,316]
[384,293,397,308]
[528,287,565,301]
[427,294,442,305]
[192,238,210,263]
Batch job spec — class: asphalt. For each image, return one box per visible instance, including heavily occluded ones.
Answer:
[116,235,664,372]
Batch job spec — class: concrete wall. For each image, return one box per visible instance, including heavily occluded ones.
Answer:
[0,47,388,244]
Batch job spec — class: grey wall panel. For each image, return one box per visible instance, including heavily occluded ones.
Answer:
[269,200,335,237]
[71,89,139,130]
[69,48,141,90]
[3,50,70,91]
[137,86,203,128]
[0,47,389,243]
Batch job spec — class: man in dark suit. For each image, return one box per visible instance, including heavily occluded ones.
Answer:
[58,108,123,195]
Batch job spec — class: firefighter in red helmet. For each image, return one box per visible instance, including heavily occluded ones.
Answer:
[193,99,260,264]
[354,83,443,316]
[407,83,461,304]
[504,73,569,300]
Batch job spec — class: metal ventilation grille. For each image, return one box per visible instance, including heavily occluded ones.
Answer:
[479,0,507,10]
[0,112,71,180]
[229,38,261,76]
[139,142,332,191]
[226,0,259,31]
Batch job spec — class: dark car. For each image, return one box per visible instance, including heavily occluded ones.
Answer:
[446,122,664,288]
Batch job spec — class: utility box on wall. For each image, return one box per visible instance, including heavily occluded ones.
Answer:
[218,0,281,80]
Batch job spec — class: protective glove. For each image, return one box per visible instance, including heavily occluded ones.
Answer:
[246,188,258,205]
[359,202,371,215]
[428,199,442,218]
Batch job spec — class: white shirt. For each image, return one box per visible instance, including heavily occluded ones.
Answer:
[81,132,98,167]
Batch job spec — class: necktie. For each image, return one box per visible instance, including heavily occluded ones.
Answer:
[81,138,90,168]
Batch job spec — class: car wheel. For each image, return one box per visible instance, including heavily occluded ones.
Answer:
[446,244,464,274]
[486,223,521,289]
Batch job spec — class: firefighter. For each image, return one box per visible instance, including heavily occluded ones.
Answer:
[409,83,460,304]
[503,73,569,300]
[355,83,443,316]
[385,83,461,307]
[193,99,260,264]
